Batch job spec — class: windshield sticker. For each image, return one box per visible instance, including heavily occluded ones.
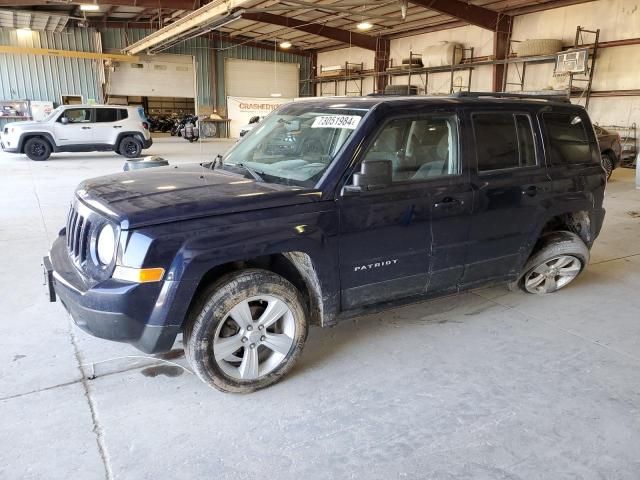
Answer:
[311,115,361,129]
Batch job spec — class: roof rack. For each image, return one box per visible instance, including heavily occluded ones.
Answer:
[452,91,571,103]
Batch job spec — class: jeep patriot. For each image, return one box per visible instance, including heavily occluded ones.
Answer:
[44,93,606,393]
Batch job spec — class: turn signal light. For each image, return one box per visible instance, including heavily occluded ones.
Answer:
[113,266,165,283]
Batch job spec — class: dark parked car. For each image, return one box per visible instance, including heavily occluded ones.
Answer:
[44,93,606,393]
[594,125,622,179]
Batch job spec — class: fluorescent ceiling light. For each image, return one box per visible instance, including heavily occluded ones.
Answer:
[80,4,100,11]
[356,21,373,30]
[270,93,282,97]
[279,41,292,49]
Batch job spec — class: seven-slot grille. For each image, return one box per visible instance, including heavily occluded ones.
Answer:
[66,203,92,264]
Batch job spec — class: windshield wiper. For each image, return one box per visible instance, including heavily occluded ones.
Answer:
[229,162,265,182]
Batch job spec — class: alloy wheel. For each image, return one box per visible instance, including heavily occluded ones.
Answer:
[523,255,582,294]
[213,295,296,380]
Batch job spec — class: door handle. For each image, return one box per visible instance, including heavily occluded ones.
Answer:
[434,197,463,209]
[113,125,122,128]
[522,185,538,196]
[81,126,91,130]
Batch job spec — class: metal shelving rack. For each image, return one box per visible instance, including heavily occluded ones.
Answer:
[317,62,364,96]
[306,25,600,104]
[567,26,600,109]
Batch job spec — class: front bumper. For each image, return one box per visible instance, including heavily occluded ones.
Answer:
[1,139,19,152]
[45,235,179,354]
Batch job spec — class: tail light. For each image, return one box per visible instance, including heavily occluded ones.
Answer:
[142,122,149,130]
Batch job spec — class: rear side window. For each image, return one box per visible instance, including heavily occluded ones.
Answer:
[542,112,593,164]
[473,112,537,172]
[95,108,118,123]
[118,109,128,120]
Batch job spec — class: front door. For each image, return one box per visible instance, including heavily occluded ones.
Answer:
[338,111,471,309]
[462,109,552,286]
[53,107,94,146]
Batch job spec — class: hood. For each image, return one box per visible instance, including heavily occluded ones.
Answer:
[76,163,321,229]
[2,120,42,130]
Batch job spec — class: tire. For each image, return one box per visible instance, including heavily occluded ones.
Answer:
[517,231,589,294]
[184,269,308,393]
[118,136,143,158]
[601,153,614,180]
[23,137,52,161]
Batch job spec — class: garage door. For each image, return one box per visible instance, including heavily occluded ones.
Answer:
[107,54,196,98]
[225,58,299,98]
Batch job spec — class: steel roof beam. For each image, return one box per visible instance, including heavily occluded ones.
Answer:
[408,0,508,31]
[238,11,380,51]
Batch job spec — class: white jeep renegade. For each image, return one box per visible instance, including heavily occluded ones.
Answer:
[1,104,152,161]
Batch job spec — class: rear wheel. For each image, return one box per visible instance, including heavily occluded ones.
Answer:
[518,231,589,294]
[118,136,142,158]
[24,137,52,161]
[184,269,308,393]
[601,153,614,180]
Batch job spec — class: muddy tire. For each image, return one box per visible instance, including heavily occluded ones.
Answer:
[184,269,308,393]
[516,231,589,294]
[24,137,52,161]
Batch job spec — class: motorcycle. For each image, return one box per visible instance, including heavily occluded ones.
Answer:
[179,114,200,142]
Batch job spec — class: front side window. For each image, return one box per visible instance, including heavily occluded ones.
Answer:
[473,112,537,172]
[223,105,367,187]
[542,112,594,164]
[60,108,91,123]
[361,114,459,182]
[95,109,118,123]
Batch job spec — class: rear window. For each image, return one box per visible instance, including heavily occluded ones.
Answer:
[118,109,128,120]
[542,112,595,164]
[473,112,537,172]
[95,108,118,123]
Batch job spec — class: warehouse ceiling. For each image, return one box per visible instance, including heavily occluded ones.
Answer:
[0,7,68,31]
[0,0,595,52]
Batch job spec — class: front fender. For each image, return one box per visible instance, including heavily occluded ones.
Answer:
[122,204,340,328]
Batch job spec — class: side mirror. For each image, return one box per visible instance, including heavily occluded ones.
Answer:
[343,159,392,194]
[60,117,69,125]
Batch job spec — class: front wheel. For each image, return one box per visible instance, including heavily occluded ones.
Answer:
[518,231,589,294]
[118,136,143,158]
[184,269,308,393]
[24,137,52,161]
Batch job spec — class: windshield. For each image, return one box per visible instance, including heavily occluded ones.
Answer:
[223,104,367,187]
[41,106,63,122]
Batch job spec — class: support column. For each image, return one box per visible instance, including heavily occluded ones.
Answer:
[493,14,512,92]
[375,38,390,94]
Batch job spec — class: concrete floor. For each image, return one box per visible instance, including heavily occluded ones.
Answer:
[1,136,640,480]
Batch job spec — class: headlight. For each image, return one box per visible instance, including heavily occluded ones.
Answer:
[96,224,116,265]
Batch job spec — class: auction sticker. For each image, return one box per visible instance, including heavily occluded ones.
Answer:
[311,115,361,129]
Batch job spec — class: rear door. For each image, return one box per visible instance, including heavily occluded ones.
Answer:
[53,108,94,146]
[92,108,122,145]
[462,108,552,287]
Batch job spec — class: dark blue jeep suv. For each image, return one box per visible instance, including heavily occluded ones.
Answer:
[45,93,606,393]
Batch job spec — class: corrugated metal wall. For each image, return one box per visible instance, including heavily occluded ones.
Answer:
[0,28,102,104]
[0,27,313,116]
